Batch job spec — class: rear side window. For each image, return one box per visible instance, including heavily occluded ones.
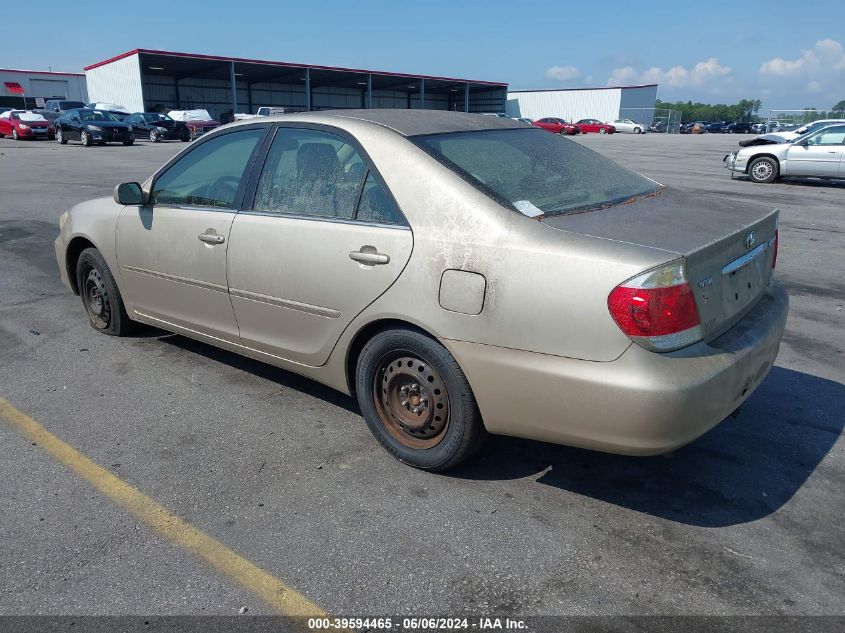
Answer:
[356,173,404,225]
[254,128,366,219]
[151,128,263,209]
[413,128,662,217]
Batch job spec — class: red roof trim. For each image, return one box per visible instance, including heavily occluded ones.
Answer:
[0,68,85,76]
[84,49,508,87]
[509,84,658,93]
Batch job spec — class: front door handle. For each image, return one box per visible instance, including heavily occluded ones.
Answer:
[349,246,390,265]
[198,232,225,245]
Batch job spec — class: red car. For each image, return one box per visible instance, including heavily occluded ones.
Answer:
[531,117,581,135]
[0,110,55,140]
[575,119,616,134]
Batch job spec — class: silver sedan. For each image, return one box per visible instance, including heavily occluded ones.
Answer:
[726,123,845,183]
[55,110,787,470]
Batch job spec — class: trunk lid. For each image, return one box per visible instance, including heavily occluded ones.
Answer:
[541,188,778,341]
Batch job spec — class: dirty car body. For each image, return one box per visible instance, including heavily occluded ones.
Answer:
[54,110,788,470]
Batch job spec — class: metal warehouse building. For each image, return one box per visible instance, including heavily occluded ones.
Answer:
[506,84,658,125]
[1,68,87,109]
[84,49,508,119]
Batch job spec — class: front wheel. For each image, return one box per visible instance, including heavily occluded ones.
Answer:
[80,130,92,147]
[150,130,159,143]
[634,127,642,134]
[356,328,487,471]
[748,156,779,183]
[76,248,134,336]
[12,129,18,140]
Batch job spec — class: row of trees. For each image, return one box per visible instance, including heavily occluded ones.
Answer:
[655,98,845,123]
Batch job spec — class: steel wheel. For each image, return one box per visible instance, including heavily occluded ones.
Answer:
[81,264,111,329]
[374,354,450,450]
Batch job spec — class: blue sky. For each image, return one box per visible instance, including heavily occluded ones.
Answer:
[2,1,842,112]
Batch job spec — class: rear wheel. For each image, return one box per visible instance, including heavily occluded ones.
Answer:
[57,128,67,144]
[356,328,487,471]
[634,127,642,134]
[748,156,778,183]
[599,127,607,134]
[76,248,134,336]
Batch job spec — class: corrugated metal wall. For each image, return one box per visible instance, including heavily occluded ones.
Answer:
[85,54,144,111]
[0,70,87,102]
[506,88,623,122]
[618,85,659,125]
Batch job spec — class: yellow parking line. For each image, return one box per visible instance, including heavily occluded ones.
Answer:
[0,397,326,617]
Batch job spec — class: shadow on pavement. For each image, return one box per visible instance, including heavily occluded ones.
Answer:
[452,367,843,527]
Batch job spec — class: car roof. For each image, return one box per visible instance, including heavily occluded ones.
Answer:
[226,109,525,137]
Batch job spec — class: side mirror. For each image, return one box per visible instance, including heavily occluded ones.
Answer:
[114,182,145,205]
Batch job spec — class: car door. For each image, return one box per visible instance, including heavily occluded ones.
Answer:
[115,125,267,342]
[0,113,10,136]
[227,125,414,366]
[785,125,845,177]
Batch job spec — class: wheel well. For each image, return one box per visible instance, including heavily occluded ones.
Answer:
[65,237,96,294]
[345,319,434,395]
[747,154,780,174]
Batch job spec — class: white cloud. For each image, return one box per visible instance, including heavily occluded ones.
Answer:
[760,39,845,76]
[607,58,731,87]
[545,65,581,82]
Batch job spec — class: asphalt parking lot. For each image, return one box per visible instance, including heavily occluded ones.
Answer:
[0,130,842,618]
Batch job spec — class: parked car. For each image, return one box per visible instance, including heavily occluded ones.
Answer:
[55,109,134,146]
[54,110,787,471]
[725,123,845,183]
[37,99,87,122]
[575,119,615,134]
[649,121,668,133]
[750,123,767,134]
[235,106,287,120]
[86,102,131,120]
[724,122,754,134]
[704,121,730,133]
[609,119,646,134]
[752,119,845,144]
[167,109,221,140]
[0,110,55,140]
[126,112,190,142]
[531,117,580,135]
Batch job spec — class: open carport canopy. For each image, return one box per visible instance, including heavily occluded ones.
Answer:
[128,50,508,113]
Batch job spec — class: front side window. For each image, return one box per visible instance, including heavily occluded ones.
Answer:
[808,125,845,145]
[151,128,264,209]
[254,128,366,219]
[413,128,662,217]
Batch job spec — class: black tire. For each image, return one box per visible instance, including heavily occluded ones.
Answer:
[634,127,642,134]
[356,328,487,471]
[599,127,607,134]
[150,130,159,143]
[75,248,134,336]
[80,130,92,147]
[747,156,779,184]
[57,128,67,144]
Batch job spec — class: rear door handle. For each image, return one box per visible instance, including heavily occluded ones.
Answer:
[349,247,390,265]
[198,232,225,244]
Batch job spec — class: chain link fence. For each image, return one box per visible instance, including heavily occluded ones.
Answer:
[618,108,682,134]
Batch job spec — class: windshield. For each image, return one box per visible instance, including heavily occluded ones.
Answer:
[412,128,662,217]
[80,110,119,122]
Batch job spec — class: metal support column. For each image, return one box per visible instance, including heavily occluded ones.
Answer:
[305,68,312,111]
[464,84,470,112]
[367,74,373,109]
[419,78,425,109]
[230,62,238,116]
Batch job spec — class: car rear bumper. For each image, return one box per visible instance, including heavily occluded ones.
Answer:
[442,282,788,455]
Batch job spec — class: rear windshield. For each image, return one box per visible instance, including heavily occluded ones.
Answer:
[412,128,662,217]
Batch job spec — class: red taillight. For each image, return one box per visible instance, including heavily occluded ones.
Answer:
[772,229,778,268]
[608,261,702,351]
[608,283,701,336]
